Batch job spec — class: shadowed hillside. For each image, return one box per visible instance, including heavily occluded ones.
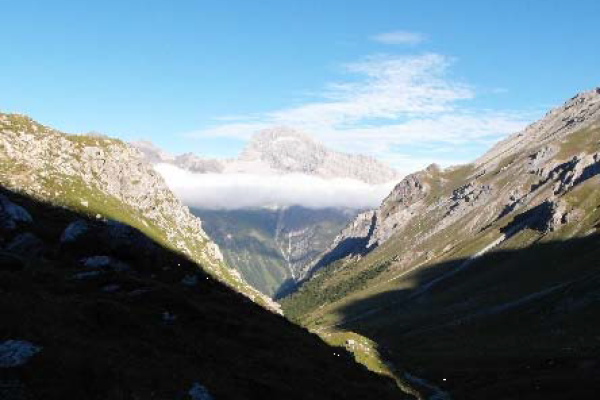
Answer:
[0,186,408,399]
[285,234,600,399]
[282,88,600,399]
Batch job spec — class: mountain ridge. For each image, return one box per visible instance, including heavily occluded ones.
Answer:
[133,126,400,184]
[306,87,600,271]
[0,112,279,312]
[281,87,600,398]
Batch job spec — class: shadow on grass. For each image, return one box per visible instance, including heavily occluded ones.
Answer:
[333,233,600,399]
[0,186,404,400]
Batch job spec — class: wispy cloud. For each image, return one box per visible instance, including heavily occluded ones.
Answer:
[371,30,426,45]
[268,54,472,126]
[185,52,536,176]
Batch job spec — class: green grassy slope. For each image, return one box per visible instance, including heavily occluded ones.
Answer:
[282,101,600,398]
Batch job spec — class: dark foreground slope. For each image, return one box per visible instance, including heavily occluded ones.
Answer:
[0,187,406,400]
[332,236,600,399]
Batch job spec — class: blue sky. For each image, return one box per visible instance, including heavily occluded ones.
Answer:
[2,0,600,174]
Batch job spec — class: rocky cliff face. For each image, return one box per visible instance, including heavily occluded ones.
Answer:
[310,88,600,271]
[0,113,278,312]
[306,165,436,274]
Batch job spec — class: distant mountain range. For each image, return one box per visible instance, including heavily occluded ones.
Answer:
[133,127,400,296]
[133,126,399,184]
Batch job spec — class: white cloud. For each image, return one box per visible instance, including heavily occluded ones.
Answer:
[326,111,531,150]
[371,31,426,45]
[184,52,536,173]
[266,54,473,128]
[155,163,396,210]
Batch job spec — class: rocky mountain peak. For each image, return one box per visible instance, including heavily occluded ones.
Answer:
[174,153,225,173]
[135,126,399,184]
[238,126,399,183]
[239,126,327,173]
[130,140,175,164]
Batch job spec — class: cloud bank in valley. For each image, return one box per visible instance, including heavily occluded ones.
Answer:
[155,163,397,210]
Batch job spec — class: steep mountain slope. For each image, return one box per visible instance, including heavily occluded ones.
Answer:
[134,127,398,297]
[282,88,600,398]
[0,186,409,399]
[0,113,278,312]
[193,206,356,297]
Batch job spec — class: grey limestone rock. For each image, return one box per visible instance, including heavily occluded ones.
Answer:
[0,194,32,232]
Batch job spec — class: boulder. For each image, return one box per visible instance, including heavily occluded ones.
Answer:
[0,340,42,368]
[6,232,47,258]
[0,195,32,233]
[60,220,89,244]
[188,382,214,400]
[80,256,130,272]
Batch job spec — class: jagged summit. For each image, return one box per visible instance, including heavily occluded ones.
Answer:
[134,126,400,184]
[131,139,176,164]
[239,126,323,165]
